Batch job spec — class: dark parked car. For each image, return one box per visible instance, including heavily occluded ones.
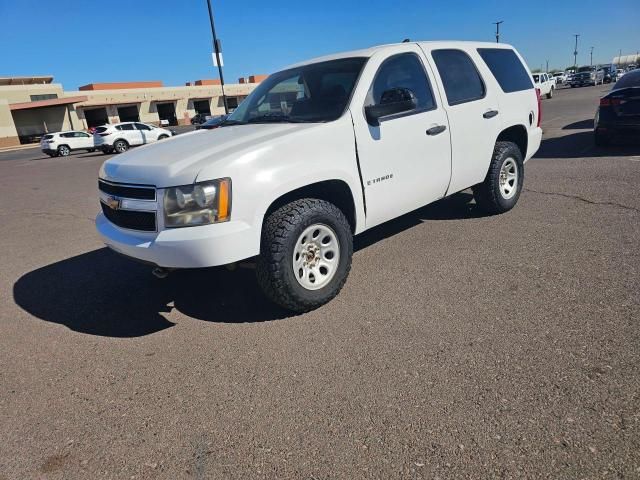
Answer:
[195,115,227,130]
[594,69,640,146]
[190,113,210,125]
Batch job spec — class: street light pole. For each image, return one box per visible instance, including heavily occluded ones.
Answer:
[546,59,549,72]
[206,0,228,114]
[573,34,580,70]
[590,46,594,67]
[493,20,503,43]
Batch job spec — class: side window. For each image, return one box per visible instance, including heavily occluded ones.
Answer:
[367,53,435,111]
[477,48,533,93]
[431,49,486,105]
[61,132,74,138]
[75,132,90,137]
[134,123,151,131]
[119,124,135,131]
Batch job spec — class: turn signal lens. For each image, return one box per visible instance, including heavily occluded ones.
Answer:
[218,179,230,221]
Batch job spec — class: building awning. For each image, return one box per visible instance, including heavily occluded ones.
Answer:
[190,96,213,100]
[150,98,179,103]
[79,100,142,108]
[9,95,88,111]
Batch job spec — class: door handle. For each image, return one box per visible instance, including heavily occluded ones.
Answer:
[483,109,499,119]
[426,125,447,136]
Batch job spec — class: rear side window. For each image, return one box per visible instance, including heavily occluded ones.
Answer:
[431,49,485,105]
[478,48,533,93]
[42,134,53,140]
[94,127,108,134]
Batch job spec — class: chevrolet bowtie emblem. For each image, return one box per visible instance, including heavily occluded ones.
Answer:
[106,195,121,210]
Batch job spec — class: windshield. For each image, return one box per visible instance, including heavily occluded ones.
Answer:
[226,57,367,124]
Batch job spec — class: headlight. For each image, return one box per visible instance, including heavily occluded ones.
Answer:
[164,178,231,227]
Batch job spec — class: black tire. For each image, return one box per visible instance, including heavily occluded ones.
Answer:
[473,141,524,215]
[158,134,168,140]
[570,84,575,88]
[256,198,353,313]
[594,131,610,147]
[113,139,129,154]
[102,148,113,155]
[546,87,553,99]
[87,148,96,153]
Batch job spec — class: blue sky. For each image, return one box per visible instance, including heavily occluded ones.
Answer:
[1,0,638,89]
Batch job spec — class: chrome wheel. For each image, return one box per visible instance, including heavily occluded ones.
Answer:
[499,157,518,200]
[58,145,70,156]
[293,224,340,291]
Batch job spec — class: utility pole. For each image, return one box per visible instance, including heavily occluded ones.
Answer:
[493,21,503,43]
[573,34,580,70]
[546,59,549,72]
[206,0,228,114]
[590,46,594,67]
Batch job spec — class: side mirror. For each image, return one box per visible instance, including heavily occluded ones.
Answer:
[365,87,417,126]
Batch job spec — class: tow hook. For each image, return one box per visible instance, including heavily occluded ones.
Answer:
[152,267,170,279]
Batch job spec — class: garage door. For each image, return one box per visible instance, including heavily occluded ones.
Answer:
[117,105,140,122]
[193,100,211,116]
[84,107,109,128]
[156,102,177,126]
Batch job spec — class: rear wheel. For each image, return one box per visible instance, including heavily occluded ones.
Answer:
[113,140,129,154]
[102,147,113,155]
[158,134,168,140]
[57,145,70,157]
[473,141,524,215]
[546,87,554,99]
[256,198,353,313]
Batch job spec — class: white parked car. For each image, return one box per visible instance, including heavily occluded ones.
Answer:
[96,41,542,312]
[532,72,555,98]
[94,122,173,154]
[40,130,96,157]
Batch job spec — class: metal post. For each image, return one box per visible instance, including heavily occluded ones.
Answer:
[546,60,549,73]
[206,0,228,114]
[493,21,503,43]
[573,34,580,70]
[590,47,594,67]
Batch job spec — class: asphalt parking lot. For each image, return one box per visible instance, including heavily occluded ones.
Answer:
[1,85,638,479]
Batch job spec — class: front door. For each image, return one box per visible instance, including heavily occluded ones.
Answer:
[350,49,452,228]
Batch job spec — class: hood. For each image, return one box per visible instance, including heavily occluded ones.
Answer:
[99,123,317,187]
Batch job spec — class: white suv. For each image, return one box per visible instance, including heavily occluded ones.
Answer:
[94,122,173,154]
[40,130,96,157]
[96,41,542,312]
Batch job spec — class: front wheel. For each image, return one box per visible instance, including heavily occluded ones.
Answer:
[473,141,524,215]
[256,198,353,313]
[158,134,168,140]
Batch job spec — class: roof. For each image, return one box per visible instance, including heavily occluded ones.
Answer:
[0,76,54,86]
[9,95,88,110]
[285,41,513,69]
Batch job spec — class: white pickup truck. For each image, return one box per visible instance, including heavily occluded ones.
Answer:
[532,72,555,98]
[97,41,542,312]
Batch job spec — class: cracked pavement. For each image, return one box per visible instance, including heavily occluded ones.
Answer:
[0,85,638,479]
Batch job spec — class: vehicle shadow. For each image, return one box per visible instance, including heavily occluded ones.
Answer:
[534,130,640,159]
[14,192,485,337]
[355,192,486,251]
[13,249,288,338]
[563,119,594,129]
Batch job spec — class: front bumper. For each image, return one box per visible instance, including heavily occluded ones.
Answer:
[96,213,261,268]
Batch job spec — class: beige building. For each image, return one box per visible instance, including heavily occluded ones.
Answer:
[0,75,266,148]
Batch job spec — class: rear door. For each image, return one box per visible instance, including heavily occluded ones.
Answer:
[118,123,143,145]
[350,46,452,228]
[134,123,157,143]
[426,47,502,194]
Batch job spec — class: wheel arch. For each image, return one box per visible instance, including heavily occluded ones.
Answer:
[263,179,358,234]
[496,124,528,159]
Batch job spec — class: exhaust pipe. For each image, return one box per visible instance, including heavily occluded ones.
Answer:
[152,267,170,279]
